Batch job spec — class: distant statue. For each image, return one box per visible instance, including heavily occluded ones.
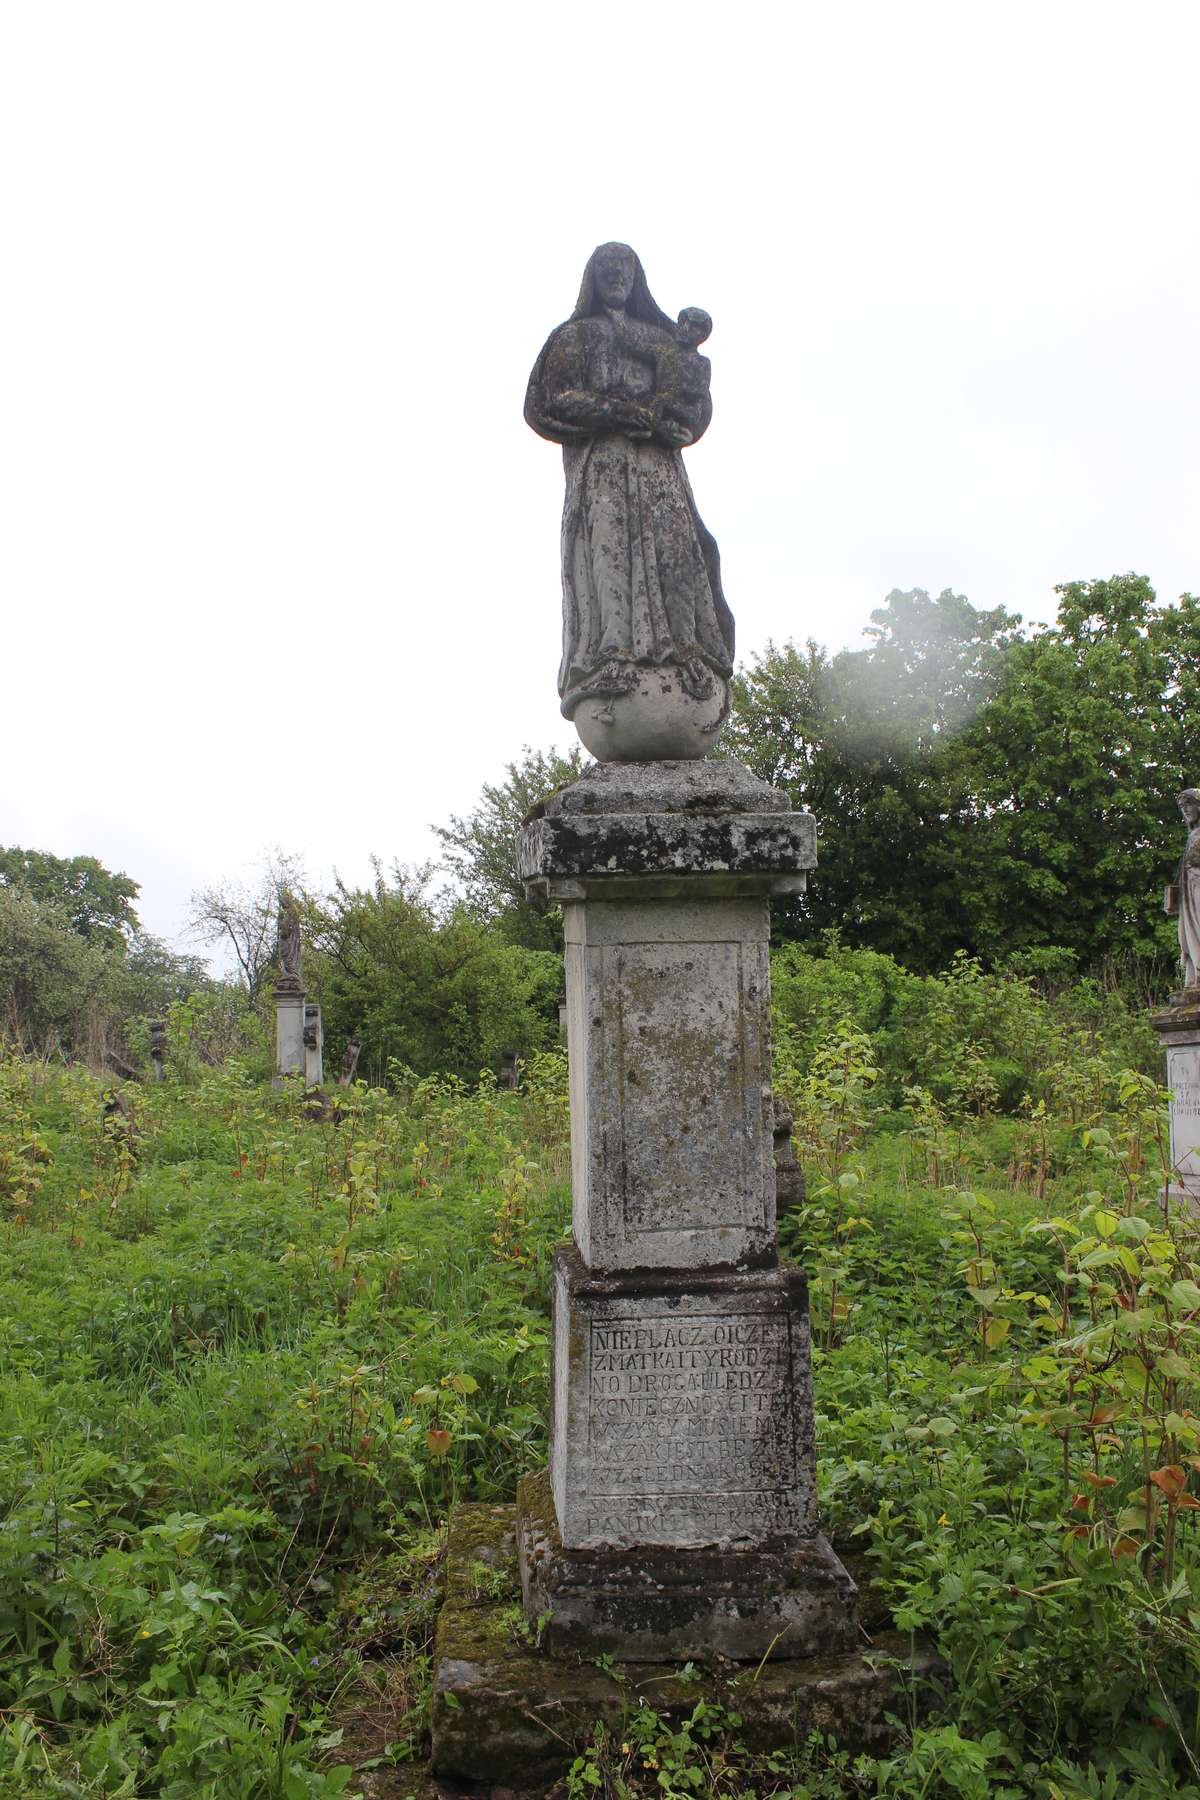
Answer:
[148,1019,167,1081]
[525,243,734,761]
[338,1037,362,1086]
[277,894,302,985]
[1166,789,1200,989]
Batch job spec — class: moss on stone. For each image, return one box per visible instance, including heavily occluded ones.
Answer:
[431,1502,945,1787]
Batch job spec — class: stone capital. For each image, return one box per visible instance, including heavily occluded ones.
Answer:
[518,758,815,901]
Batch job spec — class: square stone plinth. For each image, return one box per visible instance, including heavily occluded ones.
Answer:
[1151,1004,1200,1203]
[547,1249,819,1553]
[430,1501,943,1789]
[518,1469,856,1662]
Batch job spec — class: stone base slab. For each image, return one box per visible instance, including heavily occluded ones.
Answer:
[431,1501,943,1789]
[517,1469,857,1662]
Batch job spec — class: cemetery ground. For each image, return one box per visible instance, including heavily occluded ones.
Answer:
[2,977,1200,1799]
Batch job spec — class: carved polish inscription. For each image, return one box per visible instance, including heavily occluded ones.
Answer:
[1167,1045,1200,1182]
[587,1312,798,1537]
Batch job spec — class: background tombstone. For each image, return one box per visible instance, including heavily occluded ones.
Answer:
[1152,787,1200,1202]
[772,1096,807,1216]
[148,1020,167,1082]
[338,1036,362,1086]
[303,1004,323,1089]
[497,1048,520,1091]
[273,894,305,1082]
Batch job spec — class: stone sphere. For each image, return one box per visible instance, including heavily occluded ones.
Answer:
[569,665,729,762]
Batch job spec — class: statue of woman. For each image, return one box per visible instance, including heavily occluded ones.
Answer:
[1167,789,1200,989]
[277,893,302,983]
[525,243,735,760]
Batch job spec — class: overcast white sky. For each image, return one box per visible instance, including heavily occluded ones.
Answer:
[3,2,1198,954]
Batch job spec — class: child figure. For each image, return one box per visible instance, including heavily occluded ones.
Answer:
[655,306,713,445]
[609,306,713,445]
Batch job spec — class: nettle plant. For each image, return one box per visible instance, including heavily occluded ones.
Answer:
[782,1019,879,1349]
[951,1069,1200,1585]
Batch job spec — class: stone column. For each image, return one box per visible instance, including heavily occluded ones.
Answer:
[303,1003,324,1089]
[148,1019,167,1082]
[1151,991,1200,1204]
[275,979,306,1081]
[514,759,858,1662]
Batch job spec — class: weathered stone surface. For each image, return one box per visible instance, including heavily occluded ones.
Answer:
[1151,1003,1200,1201]
[518,1469,854,1661]
[519,760,815,909]
[1166,787,1200,990]
[277,894,303,983]
[773,1097,807,1216]
[519,808,815,891]
[563,897,776,1271]
[525,244,734,761]
[546,1250,821,1552]
[303,1003,323,1089]
[535,757,790,817]
[431,1501,942,1789]
[274,987,305,1079]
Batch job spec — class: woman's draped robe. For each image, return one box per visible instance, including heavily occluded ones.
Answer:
[525,315,735,719]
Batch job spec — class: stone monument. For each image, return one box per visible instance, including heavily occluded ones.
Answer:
[338,1036,362,1086]
[303,1003,323,1090]
[273,894,305,1081]
[148,1019,167,1082]
[773,1095,808,1217]
[1151,788,1200,1201]
[430,245,930,1784]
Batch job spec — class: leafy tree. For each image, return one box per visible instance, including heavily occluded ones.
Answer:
[307,862,561,1083]
[726,588,1022,968]
[0,893,210,1059]
[434,744,587,949]
[0,887,107,1048]
[962,574,1200,971]
[0,847,140,946]
[728,576,1200,981]
[186,850,305,1000]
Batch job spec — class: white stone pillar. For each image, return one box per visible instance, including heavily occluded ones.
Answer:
[1152,996,1200,1204]
[275,982,306,1080]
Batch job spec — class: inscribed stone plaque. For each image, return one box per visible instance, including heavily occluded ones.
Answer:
[1167,1042,1200,1191]
[550,1250,816,1551]
[564,898,775,1271]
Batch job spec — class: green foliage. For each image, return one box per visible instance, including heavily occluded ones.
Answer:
[308,861,561,1084]
[2,957,1199,1795]
[729,576,1200,980]
[0,1056,566,1793]
[772,936,1155,1117]
[0,886,211,1062]
[0,845,140,945]
[434,742,587,949]
[725,587,1022,969]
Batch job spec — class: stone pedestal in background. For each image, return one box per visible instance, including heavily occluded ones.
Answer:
[148,1020,167,1082]
[511,758,857,1661]
[274,980,305,1081]
[303,1004,323,1089]
[1151,991,1200,1203]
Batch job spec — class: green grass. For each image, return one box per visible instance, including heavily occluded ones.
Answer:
[0,1055,1198,1797]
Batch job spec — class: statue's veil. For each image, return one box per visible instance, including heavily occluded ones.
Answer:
[570,243,675,331]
